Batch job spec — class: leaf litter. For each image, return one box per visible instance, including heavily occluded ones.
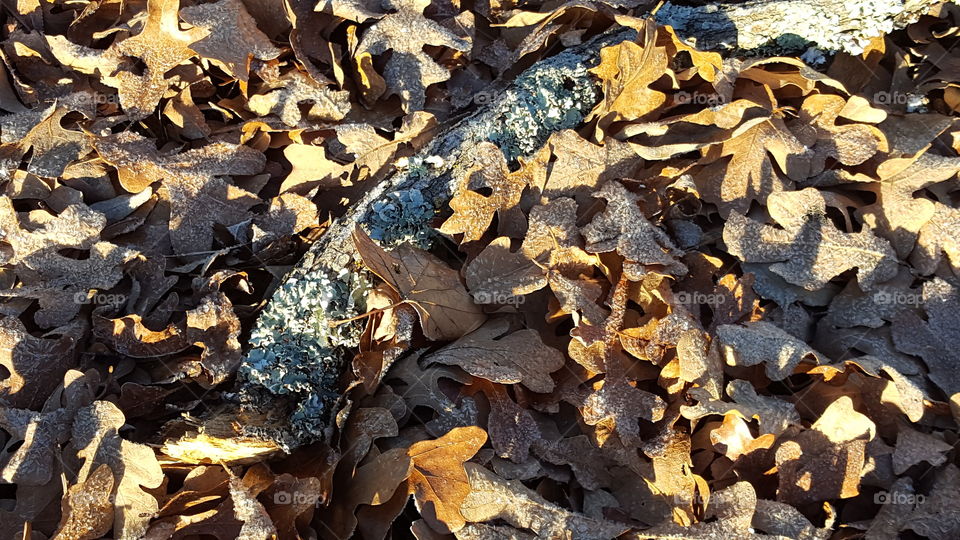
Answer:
[0,0,959,539]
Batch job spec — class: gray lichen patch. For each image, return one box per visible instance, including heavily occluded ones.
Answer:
[655,0,938,55]
[236,267,370,448]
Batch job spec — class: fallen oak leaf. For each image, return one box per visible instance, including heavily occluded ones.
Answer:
[408,426,487,534]
[354,227,486,341]
[246,69,351,127]
[423,318,564,393]
[52,463,115,540]
[0,317,76,409]
[110,0,204,118]
[460,463,628,538]
[680,379,801,436]
[723,187,899,292]
[94,131,265,254]
[355,0,470,112]
[716,321,821,381]
[179,0,281,86]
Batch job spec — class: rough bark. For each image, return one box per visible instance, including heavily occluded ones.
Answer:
[655,0,945,54]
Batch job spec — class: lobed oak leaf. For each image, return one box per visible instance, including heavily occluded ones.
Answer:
[440,142,545,242]
[775,396,874,505]
[110,0,204,118]
[179,0,280,84]
[246,70,351,127]
[716,321,820,380]
[892,424,953,474]
[859,151,960,259]
[911,201,960,277]
[0,197,136,327]
[315,0,383,22]
[790,94,886,176]
[723,188,899,292]
[407,426,487,534]
[71,401,164,540]
[890,278,960,397]
[900,464,960,538]
[424,319,564,393]
[460,463,628,538]
[536,130,639,208]
[355,227,486,341]
[0,101,90,178]
[52,463,115,540]
[94,131,265,254]
[681,379,801,436]
[699,116,809,217]
[0,317,75,409]
[582,373,667,447]
[355,0,471,112]
[587,22,669,138]
[581,180,687,279]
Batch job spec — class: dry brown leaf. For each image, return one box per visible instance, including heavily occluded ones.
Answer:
[699,116,809,217]
[424,319,564,393]
[94,131,265,254]
[355,227,486,341]
[407,426,487,534]
[717,321,820,381]
[891,278,960,396]
[0,317,75,409]
[460,463,628,538]
[724,188,899,292]
[179,0,281,84]
[681,379,801,436]
[52,463,115,540]
[111,0,203,118]
[247,70,351,127]
[355,0,470,111]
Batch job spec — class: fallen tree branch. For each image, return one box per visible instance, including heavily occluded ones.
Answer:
[654,0,947,54]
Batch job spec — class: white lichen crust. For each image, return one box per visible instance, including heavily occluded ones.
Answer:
[655,0,945,55]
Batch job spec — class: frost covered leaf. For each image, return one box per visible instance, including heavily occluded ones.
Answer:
[723,188,899,291]
[111,0,203,118]
[0,102,90,178]
[424,319,564,393]
[890,278,960,396]
[581,180,687,279]
[681,379,801,436]
[537,129,639,207]
[355,0,470,111]
[791,94,885,176]
[587,21,668,136]
[643,481,758,538]
[94,132,265,254]
[460,463,627,538]
[700,116,809,216]
[315,0,382,21]
[912,202,960,277]
[717,321,820,380]
[582,372,667,446]
[776,396,874,505]
[53,463,115,540]
[71,401,164,540]
[407,426,487,534]
[892,424,953,474]
[95,291,242,384]
[227,470,277,540]
[859,152,960,259]
[355,228,485,341]
[440,142,544,242]
[0,317,75,409]
[900,464,960,539]
[0,198,135,327]
[179,0,281,84]
[466,198,607,325]
[246,70,351,127]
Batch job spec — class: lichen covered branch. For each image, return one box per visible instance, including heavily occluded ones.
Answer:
[655,0,945,54]
[231,29,635,450]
